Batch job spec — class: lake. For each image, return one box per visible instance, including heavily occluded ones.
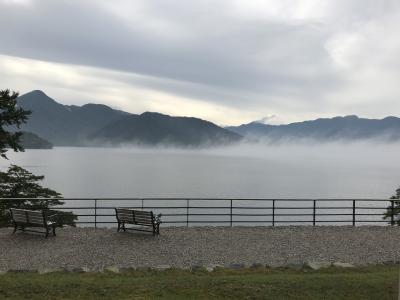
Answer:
[3,142,400,226]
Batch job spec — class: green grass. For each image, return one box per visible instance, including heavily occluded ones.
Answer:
[0,265,398,299]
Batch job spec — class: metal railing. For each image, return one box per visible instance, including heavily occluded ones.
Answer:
[1,198,397,227]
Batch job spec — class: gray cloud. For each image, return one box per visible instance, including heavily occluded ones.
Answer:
[0,0,399,124]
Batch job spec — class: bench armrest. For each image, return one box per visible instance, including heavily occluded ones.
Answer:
[47,214,59,223]
[155,213,162,224]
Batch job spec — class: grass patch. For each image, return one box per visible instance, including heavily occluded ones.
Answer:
[0,265,398,299]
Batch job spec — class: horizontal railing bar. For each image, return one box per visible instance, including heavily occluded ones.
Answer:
[0,198,393,201]
[76,213,388,217]
[71,220,389,225]
[50,206,389,211]
[313,207,388,209]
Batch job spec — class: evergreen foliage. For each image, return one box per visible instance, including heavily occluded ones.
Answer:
[0,89,76,227]
[383,187,400,225]
[0,89,30,158]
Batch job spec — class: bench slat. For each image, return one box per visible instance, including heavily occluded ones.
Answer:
[130,217,153,221]
[117,213,133,217]
[27,216,44,222]
[27,212,44,224]
[12,212,27,217]
[132,219,153,223]
[116,209,133,213]
[132,212,152,216]
[27,219,45,225]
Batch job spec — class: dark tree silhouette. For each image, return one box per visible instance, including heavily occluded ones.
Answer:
[0,89,76,227]
[0,89,30,159]
[0,165,76,227]
[383,187,400,225]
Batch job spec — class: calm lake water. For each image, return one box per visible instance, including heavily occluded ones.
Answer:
[3,143,400,226]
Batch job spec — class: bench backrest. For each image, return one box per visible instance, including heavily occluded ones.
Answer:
[115,208,154,225]
[10,209,46,226]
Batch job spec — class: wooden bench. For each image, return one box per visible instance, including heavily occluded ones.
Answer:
[10,208,57,238]
[115,208,161,235]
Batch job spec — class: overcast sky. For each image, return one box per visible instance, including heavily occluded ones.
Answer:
[1,0,399,125]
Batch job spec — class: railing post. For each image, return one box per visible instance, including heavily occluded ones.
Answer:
[141,199,144,210]
[391,200,395,226]
[313,200,316,226]
[272,200,275,227]
[352,200,356,226]
[186,199,189,227]
[94,199,97,228]
[230,199,233,227]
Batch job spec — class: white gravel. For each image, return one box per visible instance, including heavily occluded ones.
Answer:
[0,226,399,271]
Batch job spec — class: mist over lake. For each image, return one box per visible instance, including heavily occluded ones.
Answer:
[3,142,400,199]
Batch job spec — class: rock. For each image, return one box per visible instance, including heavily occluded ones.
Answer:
[82,266,92,273]
[251,263,265,269]
[332,262,355,268]
[267,263,285,269]
[191,265,206,272]
[7,269,36,273]
[285,262,304,270]
[105,266,120,273]
[135,267,152,272]
[304,262,331,270]
[38,268,62,274]
[154,265,171,271]
[228,263,246,270]
[69,267,85,273]
[119,267,135,273]
[205,264,223,272]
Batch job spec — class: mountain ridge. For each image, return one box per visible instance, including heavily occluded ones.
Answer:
[20,132,53,149]
[227,115,400,141]
[17,90,241,147]
[18,90,400,145]
[89,111,241,147]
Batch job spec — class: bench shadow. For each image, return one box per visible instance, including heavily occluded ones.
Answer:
[113,229,161,241]
[8,230,54,241]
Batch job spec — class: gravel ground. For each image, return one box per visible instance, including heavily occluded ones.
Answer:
[0,226,399,271]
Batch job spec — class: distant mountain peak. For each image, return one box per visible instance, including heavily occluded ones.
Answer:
[81,103,114,111]
[342,115,359,119]
[27,89,47,96]
[18,90,58,105]
[140,111,168,118]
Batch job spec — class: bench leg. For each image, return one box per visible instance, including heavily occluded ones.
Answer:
[12,224,17,234]
[153,224,160,236]
[122,222,126,232]
[117,222,121,232]
[52,225,56,236]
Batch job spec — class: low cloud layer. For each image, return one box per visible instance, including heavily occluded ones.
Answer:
[1,0,399,125]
